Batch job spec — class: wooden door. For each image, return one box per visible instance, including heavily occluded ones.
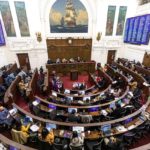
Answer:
[107,50,116,64]
[17,53,31,70]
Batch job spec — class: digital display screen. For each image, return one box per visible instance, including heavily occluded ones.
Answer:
[124,14,150,45]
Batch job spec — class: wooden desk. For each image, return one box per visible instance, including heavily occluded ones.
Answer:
[28,69,38,100]
[113,62,149,98]
[0,134,36,150]
[70,69,78,80]
[12,97,150,137]
[4,76,21,105]
[135,65,150,77]
[35,86,128,109]
[46,61,96,75]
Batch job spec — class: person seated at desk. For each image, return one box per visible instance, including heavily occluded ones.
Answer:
[62,58,68,63]
[11,122,30,144]
[102,92,115,102]
[69,58,75,63]
[0,84,6,95]
[113,77,124,89]
[56,58,61,64]
[52,76,63,92]
[0,105,13,127]
[97,62,103,70]
[80,114,93,123]
[143,74,150,84]
[4,73,15,87]
[47,58,53,64]
[104,136,121,150]
[40,127,54,145]
[18,80,28,96]
[18,69,27,80]
[129,79,137,91]
[39,66,44,74]
[68,109,79,122]
[70,131,84,148]
[76,56,82,62]
[98,77,106,88]
[110,103,126,118]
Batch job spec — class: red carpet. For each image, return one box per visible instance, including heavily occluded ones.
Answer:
[15,74,150,149]
[60,74,92,89]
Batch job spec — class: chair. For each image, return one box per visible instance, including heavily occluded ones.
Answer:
[93,138,104,150]
[53,142,68,150]
[70,145,84,150]
[38,139,52,150]
[123,132,136,146]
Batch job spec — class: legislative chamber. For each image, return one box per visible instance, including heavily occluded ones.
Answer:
[0,0,150,150]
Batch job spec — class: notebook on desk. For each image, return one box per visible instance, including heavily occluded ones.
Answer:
[115,125,127,132]
[30,124,39,132]
[9,108,17,116]
[127,125,135,130]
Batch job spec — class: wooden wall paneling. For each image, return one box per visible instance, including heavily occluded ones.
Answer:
[143,52,150,67]
[47,39,92,62]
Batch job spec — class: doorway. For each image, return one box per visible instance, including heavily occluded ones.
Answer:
[17,53,31,70]
[107,50,116,64]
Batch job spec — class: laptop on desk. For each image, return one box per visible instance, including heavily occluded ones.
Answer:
[101,124,111,136]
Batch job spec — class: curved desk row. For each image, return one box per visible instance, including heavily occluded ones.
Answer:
[0,63,17,84]
[13,97,150,127]
[35,87,129,109]
[0,134,36,150]
[135,65,150,76]
[12,98,150,141]
[52,70,112,100]
[113,62,149,98]
[32,94,132,122]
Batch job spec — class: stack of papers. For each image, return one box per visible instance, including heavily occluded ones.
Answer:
[143,82,150,87]
[101,110,108,116]
[116,126,127,132]
[32,100,40,106]
[30,124,39,132]
[128,91,133,97]
[9,108,17,116]
[127,125,135,130]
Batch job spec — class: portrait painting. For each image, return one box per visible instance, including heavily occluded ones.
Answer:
[106,6,116,36]
[15,2,30,36]
[0,1,16,37]
[50,0,88,33]
[116,6,127,35]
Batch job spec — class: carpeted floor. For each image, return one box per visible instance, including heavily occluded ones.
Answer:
[15,74,150,149]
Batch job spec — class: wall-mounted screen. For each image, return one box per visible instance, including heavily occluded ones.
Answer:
[124,14,150,45]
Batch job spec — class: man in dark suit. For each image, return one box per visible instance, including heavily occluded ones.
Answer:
[68,109,79,122]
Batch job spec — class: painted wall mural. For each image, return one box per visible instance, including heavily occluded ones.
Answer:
[15,2,30,36]
[0,1,16,37]
[116,6,127,35]
[50,0,88,33]
[106,6,116,36]
[0,20,5,46]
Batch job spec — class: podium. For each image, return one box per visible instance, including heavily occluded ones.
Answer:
[70,69,78,81]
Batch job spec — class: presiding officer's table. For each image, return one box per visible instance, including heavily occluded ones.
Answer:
[46,61,96,75]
